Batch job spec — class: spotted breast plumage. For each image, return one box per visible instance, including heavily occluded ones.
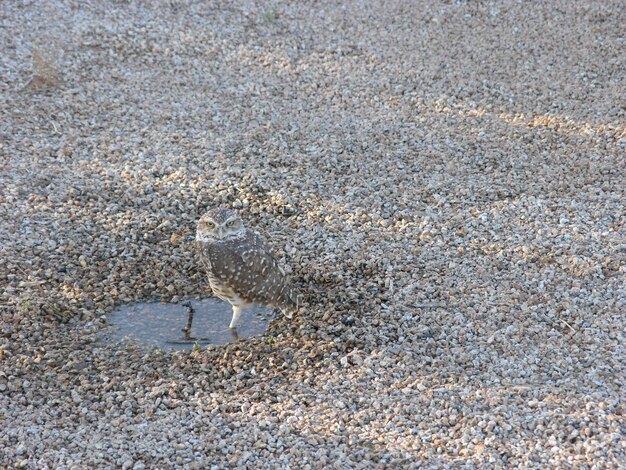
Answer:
[195,208,298,328]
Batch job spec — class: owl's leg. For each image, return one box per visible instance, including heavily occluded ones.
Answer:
[229,305,244,329]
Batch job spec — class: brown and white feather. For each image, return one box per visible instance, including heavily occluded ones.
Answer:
[195,208,298,321]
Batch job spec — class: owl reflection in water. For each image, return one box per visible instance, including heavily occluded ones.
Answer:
[195,208,299,329]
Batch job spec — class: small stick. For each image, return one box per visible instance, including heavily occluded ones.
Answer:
[359,176,375,192]
[560,319,577,334]
[181,301,194,340]
[406,303,450,309]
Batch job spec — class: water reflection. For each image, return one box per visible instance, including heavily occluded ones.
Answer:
[102,299,274,350]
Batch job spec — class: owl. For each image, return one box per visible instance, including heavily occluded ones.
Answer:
[195,208,298,329]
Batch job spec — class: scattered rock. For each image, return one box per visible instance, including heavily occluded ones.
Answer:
[0,0,623,468]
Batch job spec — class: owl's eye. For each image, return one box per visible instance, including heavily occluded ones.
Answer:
[226,220,236,227]
[205,222,215,229]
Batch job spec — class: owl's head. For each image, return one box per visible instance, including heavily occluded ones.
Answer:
[196,208,246,242]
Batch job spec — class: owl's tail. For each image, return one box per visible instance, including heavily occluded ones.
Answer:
[280,285,300,319]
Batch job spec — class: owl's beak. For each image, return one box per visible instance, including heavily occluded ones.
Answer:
[218,227,226,239]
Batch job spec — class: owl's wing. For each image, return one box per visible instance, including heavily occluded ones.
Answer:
[225,230,297,309]
[238,230,286,278]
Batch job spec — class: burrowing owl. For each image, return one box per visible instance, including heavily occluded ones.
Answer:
[195,208,298,328]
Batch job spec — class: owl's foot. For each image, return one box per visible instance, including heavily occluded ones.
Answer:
[230,329,240,342]
[229,306,244,329]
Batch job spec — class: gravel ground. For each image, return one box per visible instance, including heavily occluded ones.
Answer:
[1,0,625,468]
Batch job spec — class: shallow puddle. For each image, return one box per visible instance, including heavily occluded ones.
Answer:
[102,299,275,350]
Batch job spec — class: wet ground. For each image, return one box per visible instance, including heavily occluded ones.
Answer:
[102,299,275,350]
